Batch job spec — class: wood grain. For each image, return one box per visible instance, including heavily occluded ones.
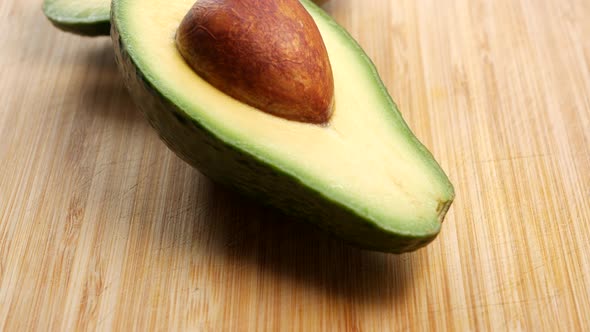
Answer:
[1,0,589,330]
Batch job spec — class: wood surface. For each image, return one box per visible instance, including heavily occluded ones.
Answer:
[1,0,589,330]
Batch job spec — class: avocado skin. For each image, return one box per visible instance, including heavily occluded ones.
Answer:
[45,18,110,37]
[111,15,449,253]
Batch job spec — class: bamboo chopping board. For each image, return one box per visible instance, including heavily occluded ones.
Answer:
[1,0,589,330]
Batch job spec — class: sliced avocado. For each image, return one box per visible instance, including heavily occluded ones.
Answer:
[111,0,455,253]
[43,0,111,36]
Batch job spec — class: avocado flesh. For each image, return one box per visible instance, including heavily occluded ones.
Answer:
[111,0,455,252]
[43,0,110,36]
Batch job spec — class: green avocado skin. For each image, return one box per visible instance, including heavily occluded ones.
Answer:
[45,18,110,37]
[111,14,447,253]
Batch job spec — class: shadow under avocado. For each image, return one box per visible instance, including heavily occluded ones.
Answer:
[190,177,414,306]
[76,42,144,124]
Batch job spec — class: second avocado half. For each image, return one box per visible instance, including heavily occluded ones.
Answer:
[43,0,111,36]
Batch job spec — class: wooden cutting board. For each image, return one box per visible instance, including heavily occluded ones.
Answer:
[1,0,589,330]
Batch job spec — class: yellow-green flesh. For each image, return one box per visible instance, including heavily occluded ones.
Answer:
[116,0,454,236]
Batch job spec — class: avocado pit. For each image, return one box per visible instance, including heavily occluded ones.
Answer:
[175,0,334,124]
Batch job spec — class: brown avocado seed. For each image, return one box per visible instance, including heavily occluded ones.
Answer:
[175,0,334,124]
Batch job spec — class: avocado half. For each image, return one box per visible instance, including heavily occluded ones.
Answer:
[43,0,110,36]
[111,0,455,253]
